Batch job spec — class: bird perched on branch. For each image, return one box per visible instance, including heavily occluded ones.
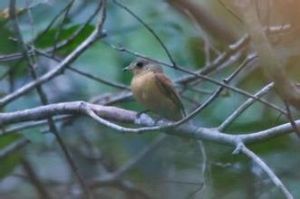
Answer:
[124,58,185,121]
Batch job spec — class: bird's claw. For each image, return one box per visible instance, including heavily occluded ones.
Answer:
[134,110,155,125]
[136,110,150,119]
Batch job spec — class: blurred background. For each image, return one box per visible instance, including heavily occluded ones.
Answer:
[0,0,300,198]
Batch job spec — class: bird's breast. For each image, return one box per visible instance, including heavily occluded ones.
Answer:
[130,72,182,120]
[131,72,156,102]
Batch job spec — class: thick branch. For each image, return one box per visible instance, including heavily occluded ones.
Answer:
[0,101,296,145]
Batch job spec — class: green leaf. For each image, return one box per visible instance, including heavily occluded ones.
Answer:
[0,134,22,179]
[36,25,94,55]
[0,151,21,179]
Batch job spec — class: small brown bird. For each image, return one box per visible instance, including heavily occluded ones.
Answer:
[124,58,185,121]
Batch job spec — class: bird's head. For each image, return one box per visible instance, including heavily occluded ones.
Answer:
[123,58,163,76]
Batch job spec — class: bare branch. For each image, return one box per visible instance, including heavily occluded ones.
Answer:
[0,101,297,145]
[21,158,52,199]
[235,144,294,199]
[219,83,274,131]
[113,0,177,67]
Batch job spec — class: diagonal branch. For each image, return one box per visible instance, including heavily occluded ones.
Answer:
[235,143,293,199]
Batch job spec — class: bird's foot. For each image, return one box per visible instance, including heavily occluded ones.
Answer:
[136,109,150,119]
[134,110,156,125]
[154,117,166,125]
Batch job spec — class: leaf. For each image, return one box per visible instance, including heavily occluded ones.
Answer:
[0,152,21,179]
[36,24,94,55]
[0,134,22,179]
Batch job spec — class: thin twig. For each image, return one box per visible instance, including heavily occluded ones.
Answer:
[219,83,274,131]
[283,101,300,138]
[21,158,52,199]
[113,0,177,67]
[236,143,294,199]
[0,116,70,136]
[35,49,130,90]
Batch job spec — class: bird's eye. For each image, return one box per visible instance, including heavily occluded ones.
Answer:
[136,62,144,68]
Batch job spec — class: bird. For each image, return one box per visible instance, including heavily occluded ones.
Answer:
[124,58,185,121]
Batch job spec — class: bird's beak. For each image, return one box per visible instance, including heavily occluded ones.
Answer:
[123,63,134,71]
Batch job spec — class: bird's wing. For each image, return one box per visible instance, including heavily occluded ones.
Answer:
[154,73,186,117]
